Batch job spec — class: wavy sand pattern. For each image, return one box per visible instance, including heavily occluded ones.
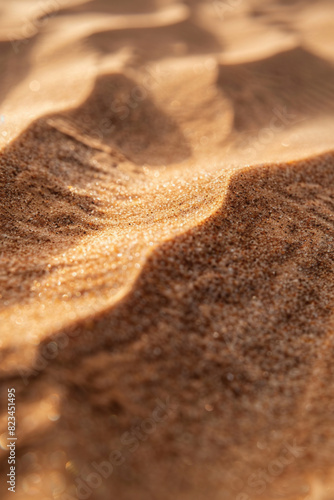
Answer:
[1,0,334,499]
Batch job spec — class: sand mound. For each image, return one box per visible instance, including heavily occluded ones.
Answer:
[1,0,334,499]
[218,46,334,133]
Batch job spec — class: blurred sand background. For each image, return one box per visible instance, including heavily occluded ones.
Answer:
[1,0,334,499]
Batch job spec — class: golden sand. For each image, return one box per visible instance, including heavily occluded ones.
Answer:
[1,0,334,499]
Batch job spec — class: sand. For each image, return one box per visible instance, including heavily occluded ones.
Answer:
[1,0,334,499]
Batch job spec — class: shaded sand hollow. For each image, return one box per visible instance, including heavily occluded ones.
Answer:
[1,0,334,499]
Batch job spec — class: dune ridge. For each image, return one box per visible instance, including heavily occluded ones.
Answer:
[1,0,334,499]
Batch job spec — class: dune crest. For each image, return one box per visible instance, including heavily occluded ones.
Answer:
[1,1,334,499]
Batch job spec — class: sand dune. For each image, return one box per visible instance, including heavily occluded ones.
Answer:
[218,47,334,133]
[50,72,192,164]
[1,0,334,499]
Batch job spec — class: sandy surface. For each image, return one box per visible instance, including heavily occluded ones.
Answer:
[1,0,334,499]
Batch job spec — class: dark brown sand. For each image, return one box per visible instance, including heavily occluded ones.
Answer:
[1,1,334,499]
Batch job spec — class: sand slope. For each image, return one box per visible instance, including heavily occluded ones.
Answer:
[1,0,334,499]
